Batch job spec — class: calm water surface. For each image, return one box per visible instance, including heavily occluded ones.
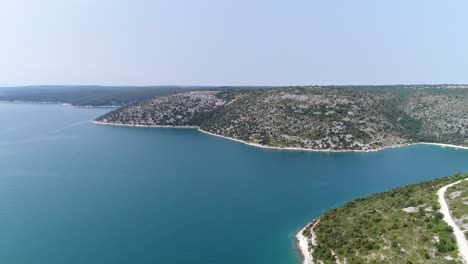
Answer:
[0,102,467,264]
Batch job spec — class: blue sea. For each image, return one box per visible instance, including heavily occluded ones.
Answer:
[0,102,467,264]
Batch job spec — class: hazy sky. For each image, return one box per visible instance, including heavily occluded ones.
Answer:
[1,0,467,86]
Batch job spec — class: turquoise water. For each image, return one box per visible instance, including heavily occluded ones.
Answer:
[0,102,467,264]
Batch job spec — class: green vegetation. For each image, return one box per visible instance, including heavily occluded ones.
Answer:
[306,173,468,263]
[445,180,468,237]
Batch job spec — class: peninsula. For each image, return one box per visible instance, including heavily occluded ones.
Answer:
[94,86,468,152]
[296,173,468,264]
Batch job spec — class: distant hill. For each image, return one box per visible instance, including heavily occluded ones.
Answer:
[0,85,273,106]
[95,85,468,151]
[0,85,201,106]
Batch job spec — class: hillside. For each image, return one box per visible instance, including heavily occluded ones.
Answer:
[95,86,468,151]
[299,173,468,264]
[445,180,468,234]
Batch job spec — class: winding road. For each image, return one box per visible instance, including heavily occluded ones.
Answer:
[438,179,468,263]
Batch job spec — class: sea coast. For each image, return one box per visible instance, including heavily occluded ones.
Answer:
[296,175,468,264]
[91,121,468,153]
[296,220,319,264]
[90,120,468,263]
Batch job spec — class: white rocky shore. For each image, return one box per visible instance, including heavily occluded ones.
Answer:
[91,121,468,153]
[296,220,319,264]
[420,143,468,151]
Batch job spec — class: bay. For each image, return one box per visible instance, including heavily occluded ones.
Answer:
[0,102,467,264]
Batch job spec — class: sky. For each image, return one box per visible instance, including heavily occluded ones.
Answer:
[1,0,467,86]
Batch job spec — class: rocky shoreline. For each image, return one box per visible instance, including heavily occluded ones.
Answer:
[295,219,319,264]
[91,121,411,153]
[91,121,468,153]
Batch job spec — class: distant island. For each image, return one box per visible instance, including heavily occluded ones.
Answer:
[297,173,468,264]
[94,85,468,151]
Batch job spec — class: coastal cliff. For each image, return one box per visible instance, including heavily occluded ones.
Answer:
[95,86,468,151]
